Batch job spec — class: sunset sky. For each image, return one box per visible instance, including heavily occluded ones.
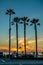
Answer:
[0,0,43,53]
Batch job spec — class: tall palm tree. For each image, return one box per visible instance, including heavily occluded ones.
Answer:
[20,16,29,55]
[12,17,20,57]
[30,18,40,58]
[6,9,15,58]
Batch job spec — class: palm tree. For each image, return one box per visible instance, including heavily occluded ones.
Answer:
[30,18,40,58]
[6,9,15,58]
[20,16,29,55]
[12,17,20,57]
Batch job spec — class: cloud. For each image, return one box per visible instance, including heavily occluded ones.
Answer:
[0,46,8,51]
[14,37,43,47]
[18,38,24,45]
[1,37,43,52]
[11,47,16,51]
[0,45,43,52]
[38,38,43,42]
[6,36,14,42]
[13,37,43,52]
[27,39,35,44]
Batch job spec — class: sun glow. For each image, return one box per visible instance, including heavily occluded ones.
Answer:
[0,37,43,52]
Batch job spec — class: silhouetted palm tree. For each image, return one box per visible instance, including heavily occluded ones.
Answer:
[12,17,20,56]
[30,18,40,58]
[6,9,15,58]
[20,16,29,55]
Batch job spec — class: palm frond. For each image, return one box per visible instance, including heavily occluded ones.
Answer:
[26,23,28,25]
[6,9,15,15]
[30,24,33,26]
[11,21,14,25]
[20,17,24,21]
[13,17,20,23]
[30,18,39,24]
[23,16,28,21]
[37,23,40,25]
[27,19,30,22]
[20,22,23,24]
[20,16,29,23]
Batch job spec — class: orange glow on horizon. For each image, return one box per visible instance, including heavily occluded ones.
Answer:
[0,37,43,52]
[0,46,43,52]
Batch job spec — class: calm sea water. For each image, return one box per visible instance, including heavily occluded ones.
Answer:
[0,59,43,65]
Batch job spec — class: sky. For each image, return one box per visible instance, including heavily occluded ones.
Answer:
[0,0,43,53]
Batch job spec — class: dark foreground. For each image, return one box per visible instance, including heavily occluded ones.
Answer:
[0,58,43,65]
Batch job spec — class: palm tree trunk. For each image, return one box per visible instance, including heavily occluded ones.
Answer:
[34,24,37,58]
[24,22,26,55]
[16,23,18,57]
[9,14,11,58]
